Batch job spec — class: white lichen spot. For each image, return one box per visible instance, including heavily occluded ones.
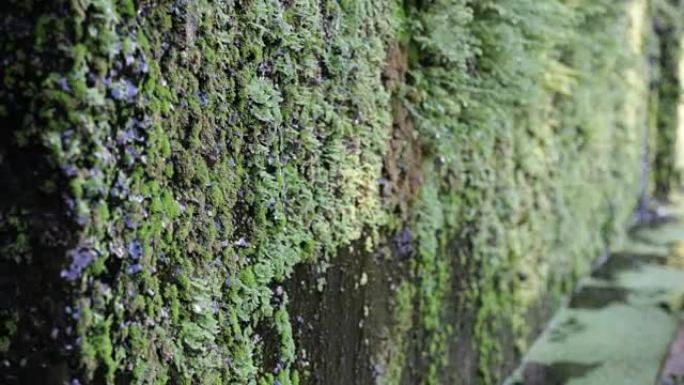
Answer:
[360,272,368,286]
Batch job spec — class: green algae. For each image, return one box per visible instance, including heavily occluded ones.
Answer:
[512,282,682,385]
[506,207,684,385]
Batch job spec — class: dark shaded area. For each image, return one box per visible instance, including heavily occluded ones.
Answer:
[436,233,551,385]
[518,361,601,385]
[658,296,684,315]
[434,235,475,385]
[568,287,629,309]
[592,251,668,281]
[285,224,559,385]
[437,274,479,385]
[0,1,79,384]
[286,235,409,385]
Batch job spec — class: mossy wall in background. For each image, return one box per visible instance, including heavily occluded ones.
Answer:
[0,1,680,385]
[652,0,684,197]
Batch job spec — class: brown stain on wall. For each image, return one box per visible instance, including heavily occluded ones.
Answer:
[382,42,423,220]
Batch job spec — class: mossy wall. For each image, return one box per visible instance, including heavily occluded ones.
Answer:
[652,0,684,197]
[0,1,680,385]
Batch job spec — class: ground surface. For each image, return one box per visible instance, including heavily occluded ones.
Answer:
[506,198,684,385]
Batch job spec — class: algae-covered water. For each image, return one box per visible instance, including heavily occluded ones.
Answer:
[506,200,684,385]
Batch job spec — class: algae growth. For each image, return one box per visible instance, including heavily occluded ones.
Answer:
[507,203,684,385]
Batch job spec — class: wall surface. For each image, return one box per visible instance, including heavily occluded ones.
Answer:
[0,1,681,385]
[653,0,684,196]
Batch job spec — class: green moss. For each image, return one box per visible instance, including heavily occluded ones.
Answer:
[392,0,656,382]
[24,0,398,382]
[0,0,681,384]
[652,0,684,197]
[375,281,415,385]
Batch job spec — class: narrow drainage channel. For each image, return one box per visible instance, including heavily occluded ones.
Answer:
[505,199,684,385]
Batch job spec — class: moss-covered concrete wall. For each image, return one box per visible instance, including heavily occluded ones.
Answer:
[652,0,684,196]
[0,1,681,385]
